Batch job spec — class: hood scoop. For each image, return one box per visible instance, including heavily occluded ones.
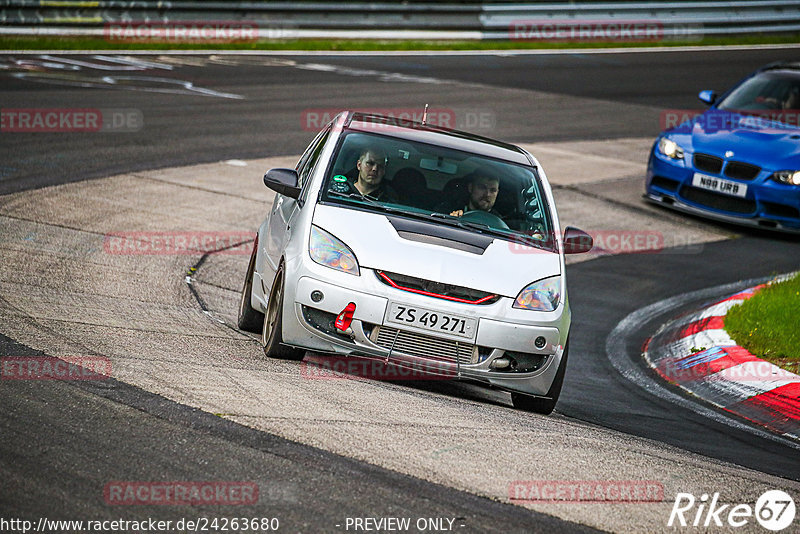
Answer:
[386,215,493,255]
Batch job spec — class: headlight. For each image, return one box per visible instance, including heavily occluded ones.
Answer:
[657,137,685,160]
[513,276,561,312]
[771,170,800,186]
[309,226,360,276]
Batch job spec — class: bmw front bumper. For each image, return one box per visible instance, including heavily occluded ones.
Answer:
[646,149,800,233]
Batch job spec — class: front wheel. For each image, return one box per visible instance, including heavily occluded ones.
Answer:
[511,341,569,415]
[262,264,305,360]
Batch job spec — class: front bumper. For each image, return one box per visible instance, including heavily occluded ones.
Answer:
[280,265,569,397]
[646,148,800,233]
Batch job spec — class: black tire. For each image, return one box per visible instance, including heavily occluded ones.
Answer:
[237,239,264,333]
[511,341,569,415]
[262,263,305,360]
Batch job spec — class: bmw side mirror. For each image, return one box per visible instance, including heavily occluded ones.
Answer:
[698,90,717,106]
[563,227,593,254]
[264,168,301,199]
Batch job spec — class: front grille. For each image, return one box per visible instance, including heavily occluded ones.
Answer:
[679,186,756,215]
[724,161,761,181]
[762,201,800,219]
[650,176,680,192]
[371,326,476,365]
[376,271,499,305]
[693,153,723,174]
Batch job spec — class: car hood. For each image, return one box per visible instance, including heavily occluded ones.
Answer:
[312,204,560,298]
[669,110,800,170]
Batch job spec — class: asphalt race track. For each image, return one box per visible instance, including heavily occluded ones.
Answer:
[1,47,800,533]
[4,47,799,196]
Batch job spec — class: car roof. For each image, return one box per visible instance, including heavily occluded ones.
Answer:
[760,61,800,71]
[343,112,534,167]
[758,61,800,78]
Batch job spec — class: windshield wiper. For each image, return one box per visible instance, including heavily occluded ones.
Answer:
[430,212,552,250]
[429,212,506,234]
[326,190,408,215]
[327,190,368,202]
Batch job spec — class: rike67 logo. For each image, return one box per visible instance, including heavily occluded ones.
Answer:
[668,490,796,531]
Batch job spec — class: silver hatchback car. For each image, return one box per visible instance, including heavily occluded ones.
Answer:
[239,112,592,414]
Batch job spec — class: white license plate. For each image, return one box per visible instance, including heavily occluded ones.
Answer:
[385,302,476,340]
[692,173,748,198]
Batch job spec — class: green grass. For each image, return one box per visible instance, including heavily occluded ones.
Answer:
[1,33,799,52]
[725,273,800,374]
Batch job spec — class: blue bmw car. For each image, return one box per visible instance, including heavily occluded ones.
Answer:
[646,61,800,232]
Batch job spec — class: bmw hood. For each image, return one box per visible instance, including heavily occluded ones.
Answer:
[312,204,561,298]
[668,109,800,170]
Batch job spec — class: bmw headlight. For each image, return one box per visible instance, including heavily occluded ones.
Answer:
[309,226,360,276]
[771,170,800,186]
[657,137,685,160]
[513,276,561,312]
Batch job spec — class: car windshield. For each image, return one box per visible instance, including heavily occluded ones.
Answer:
[320,130,554,251]
[717,71,800,119]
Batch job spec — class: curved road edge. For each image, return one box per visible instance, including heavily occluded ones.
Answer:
[643,276,800,441]
[606,276,800,451]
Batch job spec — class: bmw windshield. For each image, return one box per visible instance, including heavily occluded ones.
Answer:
[717,70,800,126]
[319,130,555,251]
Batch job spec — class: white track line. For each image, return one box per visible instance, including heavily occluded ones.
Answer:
[605,275,800,451]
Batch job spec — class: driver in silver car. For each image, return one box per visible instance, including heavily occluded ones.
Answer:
[448,172,501,217]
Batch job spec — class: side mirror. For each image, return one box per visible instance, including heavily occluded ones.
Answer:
[263,168,301,199]
[563,227,593,254]
[698,90,717,106]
